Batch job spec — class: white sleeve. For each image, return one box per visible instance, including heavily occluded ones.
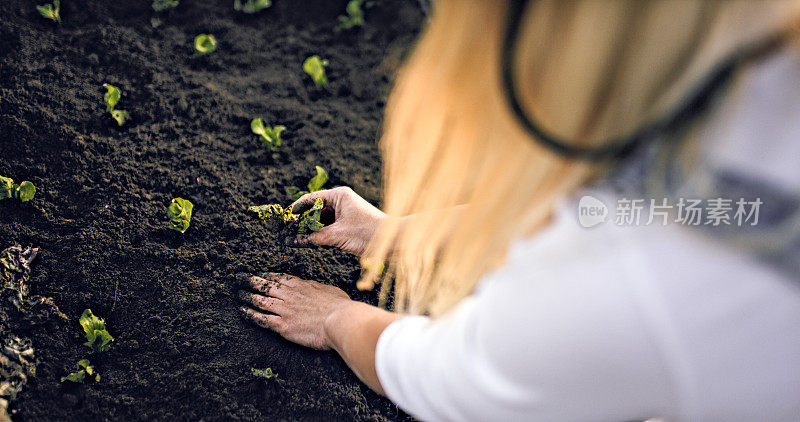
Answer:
[374,245,679,422]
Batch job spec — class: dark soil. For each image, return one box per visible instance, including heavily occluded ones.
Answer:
[0,0,422,420]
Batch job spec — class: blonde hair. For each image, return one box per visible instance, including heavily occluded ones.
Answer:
[362,0,800,315]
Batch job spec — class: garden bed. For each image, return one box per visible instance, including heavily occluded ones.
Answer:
[0,0,421,420]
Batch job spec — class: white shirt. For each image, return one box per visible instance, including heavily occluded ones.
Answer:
[374,49,800,421]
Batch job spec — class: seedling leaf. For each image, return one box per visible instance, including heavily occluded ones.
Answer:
[1,177,36,202]
[248,204,285,220]
[250,118,286,151]
[251,367,277,379]
[337,0,364,31]
[194,34,217,56]
[167,198,194,233]
[285,166,329,200]
[234,0,271,13]
[249,198,324,233]
[111,110,129,126]
[15,181,36,202]
[61,359,100,383]
[298,198,324,232]
[152,0,179,12]
[36,0,61,23]
[307,166,328,192]
[0,176,15,200]
[285,186,304,201]
[302,55,329,87]
[102,84,121,112]
[79,309,114,352]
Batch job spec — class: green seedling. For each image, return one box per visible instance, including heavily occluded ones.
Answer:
[111,109,130,126]
[194,34,217,57]
[250,118,286,151]
[61,359,100,383]
[297,197,325,232]
[285,165,328,200]
[152,0,179,11]
[36,0,61,23]
[168,198,194,233]
[251,367,277,379]
[303,55,329,87]
[234,0,271,13]
[337,0,364,31]
[80,309,114,353]
[102,83,130,127]
[248,203,293,222]
[249,197,325,233]
[1,176,36,202]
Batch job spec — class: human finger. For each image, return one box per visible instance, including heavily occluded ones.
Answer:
[241,306,282,331]
[238,291,284,314]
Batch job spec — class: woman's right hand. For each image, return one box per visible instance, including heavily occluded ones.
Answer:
[287,187,386,257]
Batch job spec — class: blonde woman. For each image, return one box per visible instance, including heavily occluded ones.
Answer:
[238,0,800,420]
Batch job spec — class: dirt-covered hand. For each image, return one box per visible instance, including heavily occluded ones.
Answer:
[239,274,352,350]
[287,187,385,256]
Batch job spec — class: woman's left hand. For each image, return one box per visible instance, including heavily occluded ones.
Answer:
[239,273,353,350]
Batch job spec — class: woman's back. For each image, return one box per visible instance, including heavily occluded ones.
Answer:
[374,45,800,422]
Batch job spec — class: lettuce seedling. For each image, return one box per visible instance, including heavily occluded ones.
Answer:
[285,165,328,200]
[80,309,114,352]
[102,83,130,127]
[249,198,324,233]
[111,110,130,126]
[61,359,100,383]
[251,367,277,379]
[103,83,120,112]
[234,0,271,13]
[168,198,194,233]
[15,181,36,202]
[0,177,15,200]
[152,0,179,11]
[303,56,329,87]
[36,0,61,23]
[337,0,364,30]
[194,34,217,57]
[1,177,36,202]
[248,203,293,222]
[297,197,325,232]
[251,119,286,151]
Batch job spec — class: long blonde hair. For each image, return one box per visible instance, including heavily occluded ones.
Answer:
[362,0,800,315]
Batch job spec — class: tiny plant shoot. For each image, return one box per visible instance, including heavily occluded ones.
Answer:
[337,0,364,31]
[152,0,179,12]
[194,34,217,57]
[102,83,130,126]
[168,198,194,233]
[36,0,61,23]
[249,198,325,233]
[80,309,114,353]
[61,359,100,383]
[251,367,277,379]
[303,55,329,87]
[1,176,36,202]
[234,0,271,14]
[250,118,286,151]
[285,165,328,200]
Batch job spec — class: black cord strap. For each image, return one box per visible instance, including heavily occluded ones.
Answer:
[501,0,785,161]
